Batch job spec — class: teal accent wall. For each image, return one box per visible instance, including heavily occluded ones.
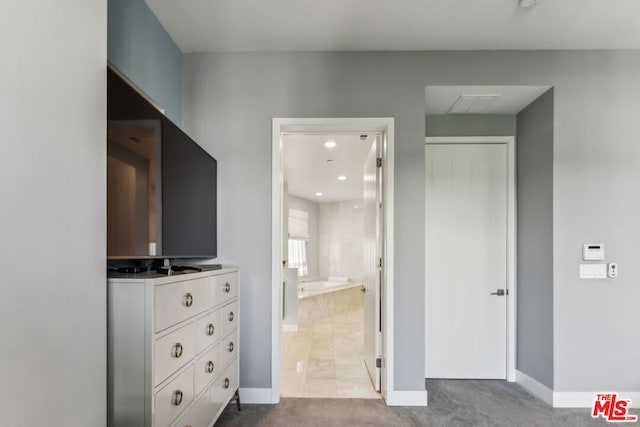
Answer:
[108,0,182,124]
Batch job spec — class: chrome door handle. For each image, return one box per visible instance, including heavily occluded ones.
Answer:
[490,289,506,296]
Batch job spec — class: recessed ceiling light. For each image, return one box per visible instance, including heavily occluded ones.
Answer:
[337,175,347,181]
[315,192,323,197]
[324,141,337,148]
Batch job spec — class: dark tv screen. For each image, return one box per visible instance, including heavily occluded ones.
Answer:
[162,120,217,257]
[107,68,217,259]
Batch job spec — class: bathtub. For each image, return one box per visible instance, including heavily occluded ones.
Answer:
[297,279,361,299]
[296,277,364,326]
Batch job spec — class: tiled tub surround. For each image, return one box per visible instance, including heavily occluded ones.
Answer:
[282,287,379,399]
[318,201,364,283]
[297,285,363,326]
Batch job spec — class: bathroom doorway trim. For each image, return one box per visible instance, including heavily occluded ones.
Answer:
[271,117,403,404]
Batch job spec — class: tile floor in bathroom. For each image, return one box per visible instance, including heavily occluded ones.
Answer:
[281,307,380,399]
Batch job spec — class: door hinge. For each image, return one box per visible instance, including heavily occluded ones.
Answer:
[376,357,382,368]
[378,258,383,268]
[376,157,383,168]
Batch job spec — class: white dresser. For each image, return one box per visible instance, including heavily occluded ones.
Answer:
[108,267,239,427]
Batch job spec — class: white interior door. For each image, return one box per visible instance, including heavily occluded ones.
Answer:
[364,136,381,390]
[425,143,508,379]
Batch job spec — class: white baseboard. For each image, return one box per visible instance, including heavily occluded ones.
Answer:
[516,371,640,409]
[516,370,554,406]
[385,389,428,406]
[553,391,640,408]
[239,388,273,404]
[282,323,298,332]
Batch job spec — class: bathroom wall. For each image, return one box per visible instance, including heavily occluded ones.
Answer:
[288,195,320,277]
[319,201,364,283]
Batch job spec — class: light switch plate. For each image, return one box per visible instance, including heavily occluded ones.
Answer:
[580,263,607,279]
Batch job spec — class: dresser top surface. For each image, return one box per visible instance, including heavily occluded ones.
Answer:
[108,265,238,284]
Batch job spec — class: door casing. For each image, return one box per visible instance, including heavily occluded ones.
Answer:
[272,118,396,404]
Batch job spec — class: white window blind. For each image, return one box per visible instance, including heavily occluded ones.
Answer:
[288,239,308,277]
[288,208,309,240]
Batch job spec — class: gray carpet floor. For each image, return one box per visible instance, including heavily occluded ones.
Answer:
[216,379,638,426]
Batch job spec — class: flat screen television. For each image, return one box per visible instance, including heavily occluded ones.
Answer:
[107,68,217,259]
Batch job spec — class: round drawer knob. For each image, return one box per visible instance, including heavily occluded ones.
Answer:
[173,343,183,358]
[173,390,183,406]
[223,378,230,389]
[224,282,231,293]
[228,311,235,322]
[184,293,193,307]
[206,360,214,373]
[228,342,234,352]
[206,323,215,336]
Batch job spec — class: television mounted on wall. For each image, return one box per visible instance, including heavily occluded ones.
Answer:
[107,68,217,260]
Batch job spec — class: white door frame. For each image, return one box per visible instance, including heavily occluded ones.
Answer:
[272,117,395,404]
[424,136,517,383]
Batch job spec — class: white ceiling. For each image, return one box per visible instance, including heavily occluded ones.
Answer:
[283,133,375,202]
[145,0,640,52]
[426,85,551,115]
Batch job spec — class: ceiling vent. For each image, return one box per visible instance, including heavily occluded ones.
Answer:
[448,95,501,114]
[520,0,539,8]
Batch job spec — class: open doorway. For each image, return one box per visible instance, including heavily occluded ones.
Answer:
[424,85,553,389]
[271,118,394,403]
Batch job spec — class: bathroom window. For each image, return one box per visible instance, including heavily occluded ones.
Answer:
[288,239,308,277]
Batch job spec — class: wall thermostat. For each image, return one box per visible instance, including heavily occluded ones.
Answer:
[583,244,605,261]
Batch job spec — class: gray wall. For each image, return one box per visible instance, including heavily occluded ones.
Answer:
[0,2,107,426]
[426,114,516,137]
[516,89,554,389]
[183,51,640,393]
[288,195,320,277]
[108,0,183,124]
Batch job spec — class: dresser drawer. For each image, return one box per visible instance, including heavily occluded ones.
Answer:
[194,343,221,395]
[211,272,237,307]
[221,301,238,337]
[219,329,238,369]
[155,322,196,386]
[195,309,222,354]
[156,277,209,332]
[210,360,237,419]
[172,388,210,427]
[154,365,194,427]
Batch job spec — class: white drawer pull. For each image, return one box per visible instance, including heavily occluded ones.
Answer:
[223,378,230,389]
[206,361,214,373]
[173,343,183,358]
[184,293,193,307]
[172,390,183,406]
[228,311,235,322]
[206,323,215,336]
[228,342,234,352]
[223,282,231,293]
